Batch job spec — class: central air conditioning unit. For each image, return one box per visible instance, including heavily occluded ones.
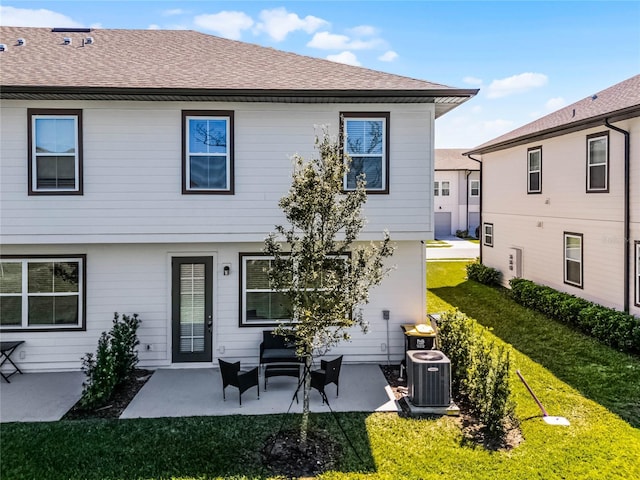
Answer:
[406,350,451,407]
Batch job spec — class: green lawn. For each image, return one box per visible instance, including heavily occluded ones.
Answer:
[2,261,639,480]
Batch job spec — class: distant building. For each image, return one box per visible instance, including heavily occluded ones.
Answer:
[433,149,480,238]
[467,74,639,315]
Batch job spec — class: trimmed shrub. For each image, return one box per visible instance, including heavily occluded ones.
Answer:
[80,312,141,409]
[466,260,502,286]
[438,310,514,440]
[509,278,640,354]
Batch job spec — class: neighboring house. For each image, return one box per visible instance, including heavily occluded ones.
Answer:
[466,74,639,316]
[433,149,480,238]
[0,27,477,371]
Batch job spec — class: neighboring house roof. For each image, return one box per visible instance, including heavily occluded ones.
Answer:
[435,149,480,170]
[0,27,477,116]
[466,74,640,155]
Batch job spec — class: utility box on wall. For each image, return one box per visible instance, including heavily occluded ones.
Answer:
[508,247,523,279]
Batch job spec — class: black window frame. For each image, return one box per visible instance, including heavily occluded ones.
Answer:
[340,112,390,194]
[586,131,609,193]
[0,254,87,332]
[182,110,235,195]
[483,223,494,247]
[564,232,583,288]
[527,146,542,194]
[27,109,83,196]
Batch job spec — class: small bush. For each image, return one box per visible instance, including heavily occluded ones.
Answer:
[466,260,502,286]
[80,312,141,409]
[438,310,514,440]
[509,278,640,354]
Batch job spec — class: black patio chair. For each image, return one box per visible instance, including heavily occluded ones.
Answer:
[310,355,343,404]
[218,359,259,406]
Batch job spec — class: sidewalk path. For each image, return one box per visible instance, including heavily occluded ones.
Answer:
[426,237,479,260]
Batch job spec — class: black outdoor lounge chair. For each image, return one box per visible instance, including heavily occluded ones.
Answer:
[310,355,343,403]
[218,359,259,406]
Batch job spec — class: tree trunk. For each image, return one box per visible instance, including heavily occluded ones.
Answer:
[300,355,312,444]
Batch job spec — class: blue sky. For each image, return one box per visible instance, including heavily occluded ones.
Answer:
[2,1,639,148]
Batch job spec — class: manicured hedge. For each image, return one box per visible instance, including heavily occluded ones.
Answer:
[466,260,502,286]
[509,278,640,354]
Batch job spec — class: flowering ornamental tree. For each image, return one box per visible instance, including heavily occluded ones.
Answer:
[264,128,394,441]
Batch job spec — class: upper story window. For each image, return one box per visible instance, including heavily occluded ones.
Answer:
[0,255,86,331]
[470,179,480,197]
[182,111,234,194]
[341,112,390,193]
[483,223,493,247]
[441,181,450,196]
[434,181,440,196]
[527,147,542,194]
[586,132,609,193]
[564,232,583,288]
[28,109,83,195]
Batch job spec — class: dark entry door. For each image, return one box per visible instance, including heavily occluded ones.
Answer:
[171,257,213,363]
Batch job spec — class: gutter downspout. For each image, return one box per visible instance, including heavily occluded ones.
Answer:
[605,119,630,313]
[467,155,483,262]
[465,170,472,232]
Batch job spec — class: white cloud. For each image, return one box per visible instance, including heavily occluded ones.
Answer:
[148,24,161,30]
[0,6,83,27]
[436,114,514,148]
[193,11,254,40]
[326,51,361,66]
[463,76,483,86]
[163,9,186,17]
[471,105,483,114]
[255,7,328,42]
[486,72,548,99]
[347,25,378,37]
[307,31,382,50]
[545,97,566,111]
[378,50,398,62]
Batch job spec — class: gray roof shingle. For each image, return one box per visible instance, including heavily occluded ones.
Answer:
[466,74,640,155]
[0,27,477,115]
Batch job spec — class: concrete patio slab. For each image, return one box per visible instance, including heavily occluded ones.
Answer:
[121,363,398,419]
[0,371,84,423]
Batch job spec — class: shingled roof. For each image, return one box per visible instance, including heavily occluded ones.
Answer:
[466,74,640,155]
[435,149,479,170]
[0,26,477,116]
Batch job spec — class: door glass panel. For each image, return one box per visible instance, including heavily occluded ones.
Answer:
[179,263,206,354]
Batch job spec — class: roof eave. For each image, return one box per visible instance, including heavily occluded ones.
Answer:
[0,85,478,106]
[465,104,640,156]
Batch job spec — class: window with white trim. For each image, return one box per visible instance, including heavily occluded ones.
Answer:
[635,241,640,307]
[0,256,85,330]
[483,223,493,247]
[183,111,234,194]
[470,179,480,197]
[28,109,82,195]
[564,233,583,288]
[441,181,450,196]
[434,181,440,196]
[342,112,389,193]
[527,147,542,193]
[587,132,608,192]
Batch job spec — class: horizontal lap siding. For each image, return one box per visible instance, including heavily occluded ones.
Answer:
[0,241,425,371]
[1,101,433,244]
[482,119,639,312]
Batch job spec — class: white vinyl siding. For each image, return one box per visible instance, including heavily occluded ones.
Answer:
[564,233,583,288]
[527,147,542,193]
[587,132,608,192]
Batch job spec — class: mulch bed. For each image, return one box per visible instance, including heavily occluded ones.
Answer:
[62,369,153,420]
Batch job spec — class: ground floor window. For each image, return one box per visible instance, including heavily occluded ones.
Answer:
[0,255,86,331]
[635,241,640,307]
[564,233,583,288]
[483,223,494,247]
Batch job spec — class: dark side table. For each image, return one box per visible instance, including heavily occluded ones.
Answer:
[1,341,25,383]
